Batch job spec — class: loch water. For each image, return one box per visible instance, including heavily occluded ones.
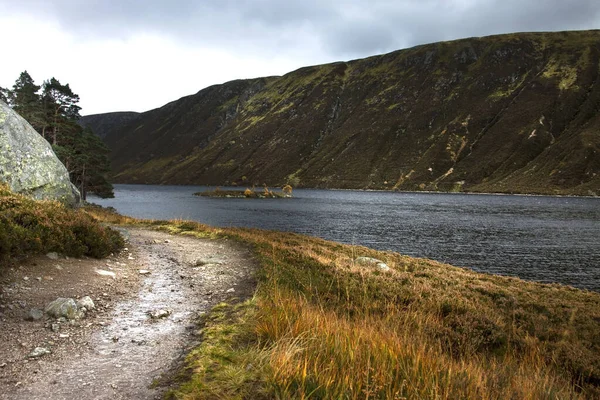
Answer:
[90,185,600,292]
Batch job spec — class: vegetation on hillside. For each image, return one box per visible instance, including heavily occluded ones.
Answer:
[87,207,600,399]
[1,71,114,199]
[84,30,600,196]
[0,184,123,262]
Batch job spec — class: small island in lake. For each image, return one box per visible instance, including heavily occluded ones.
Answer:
[195,185,293,199]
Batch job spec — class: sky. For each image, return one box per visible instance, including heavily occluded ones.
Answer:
[0,1,599,115]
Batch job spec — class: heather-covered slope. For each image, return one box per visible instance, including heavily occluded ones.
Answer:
[86,30,600,195]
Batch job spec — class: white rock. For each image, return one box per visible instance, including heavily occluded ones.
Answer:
[95,269,116,279]
[77,296,95,310]
[377,263,391,272]
[28,347,51,358]
[355,256,383,266]
[46,252,59,260]
[355,257,391,272]
[226,288,235,293]
[138,270,151,275]
[147,309,171,319]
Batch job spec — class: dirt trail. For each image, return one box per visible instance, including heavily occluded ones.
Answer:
[0,228,257,399]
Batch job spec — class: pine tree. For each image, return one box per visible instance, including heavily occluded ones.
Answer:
[11,71,44,130]
[41,78,81,145]
[0,86,10,103]
[6,71,115,199]
[54,126,114,200]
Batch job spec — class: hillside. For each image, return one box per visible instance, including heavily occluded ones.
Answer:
[83,30,600,195]
[79,111,139,139]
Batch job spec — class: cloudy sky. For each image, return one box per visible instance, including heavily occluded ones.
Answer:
[1,0,598,115]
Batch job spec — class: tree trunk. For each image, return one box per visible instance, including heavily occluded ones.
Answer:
[80,163,86,201]
[53,108,59,145]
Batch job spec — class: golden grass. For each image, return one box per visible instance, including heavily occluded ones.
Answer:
[84,208,600,399]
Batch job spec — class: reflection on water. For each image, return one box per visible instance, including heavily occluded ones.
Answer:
[90,185,600,291]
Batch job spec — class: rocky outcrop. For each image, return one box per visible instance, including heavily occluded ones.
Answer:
[0,101,80,205]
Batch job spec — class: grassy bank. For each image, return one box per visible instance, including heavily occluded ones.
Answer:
[86,208,600,399]
[0,184,123,262]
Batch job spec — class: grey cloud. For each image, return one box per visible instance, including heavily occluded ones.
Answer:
[2,0,599,60]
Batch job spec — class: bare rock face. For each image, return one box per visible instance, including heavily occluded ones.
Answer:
[0,100,80,205]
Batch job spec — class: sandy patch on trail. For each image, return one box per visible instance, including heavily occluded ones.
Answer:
[0,228,257,399]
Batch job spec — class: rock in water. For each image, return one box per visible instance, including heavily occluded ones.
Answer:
[0,101,80,205]
[45,298,81,320]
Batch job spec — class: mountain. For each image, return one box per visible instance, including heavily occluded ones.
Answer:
[82,30,600,196]
[79,111,139,139]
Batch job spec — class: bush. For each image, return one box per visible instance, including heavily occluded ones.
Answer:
[0,183,123,262]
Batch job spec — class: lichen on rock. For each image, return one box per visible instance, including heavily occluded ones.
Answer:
[0,101,80,205]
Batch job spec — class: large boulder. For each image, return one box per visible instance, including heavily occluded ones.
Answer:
[0,100,80,205]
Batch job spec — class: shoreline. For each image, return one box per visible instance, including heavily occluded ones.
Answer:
[106,182,600,200]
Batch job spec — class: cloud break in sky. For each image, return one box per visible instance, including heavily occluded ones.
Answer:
[0,0,599,115]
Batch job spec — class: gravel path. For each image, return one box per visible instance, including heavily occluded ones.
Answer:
[0,228,257,399]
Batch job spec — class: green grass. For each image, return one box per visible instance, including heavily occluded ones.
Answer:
[165,301,269,400]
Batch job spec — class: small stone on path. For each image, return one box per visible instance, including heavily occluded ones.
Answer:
[77,296,95,310]
[45,298,81,320]
[26,308,44,321]
[28,347,51,358]
[139,270,151,275]
[95,269,116,279]
[147,309,171,319]
[46,252,59,260]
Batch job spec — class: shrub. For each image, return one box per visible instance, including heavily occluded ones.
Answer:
[0,183,123,263]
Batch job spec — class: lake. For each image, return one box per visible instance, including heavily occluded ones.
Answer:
[89,185,600,292]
